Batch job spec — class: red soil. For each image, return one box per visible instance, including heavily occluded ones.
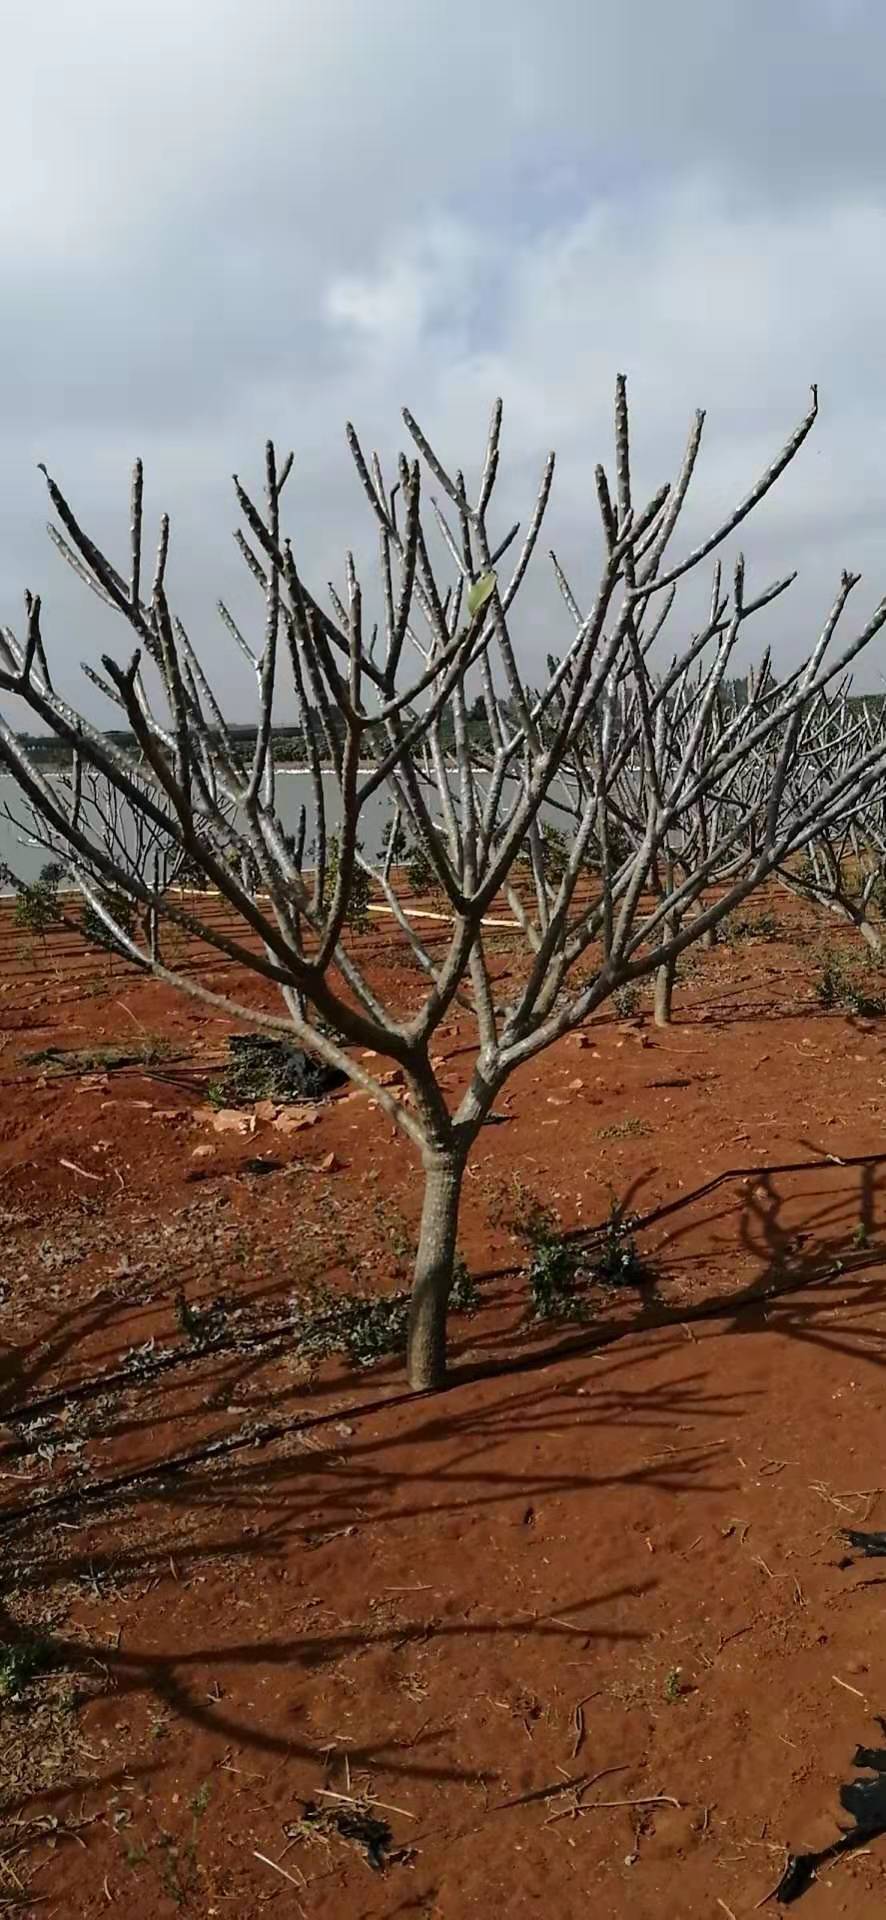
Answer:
[3,892,886,1915]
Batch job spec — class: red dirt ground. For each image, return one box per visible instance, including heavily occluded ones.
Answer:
[3,891,886,1916]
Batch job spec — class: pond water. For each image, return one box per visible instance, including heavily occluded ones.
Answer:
[0,769,560,890]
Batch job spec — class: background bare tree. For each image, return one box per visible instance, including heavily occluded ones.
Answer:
[3,379,886,1388]
[4,763,236,964]
[772,682,886,954]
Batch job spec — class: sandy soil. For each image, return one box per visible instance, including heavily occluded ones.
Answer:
[3,889,886,1916]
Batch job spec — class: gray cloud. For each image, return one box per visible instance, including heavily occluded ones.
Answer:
[4,0,886,721]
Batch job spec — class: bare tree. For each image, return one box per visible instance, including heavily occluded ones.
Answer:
[773,683,886,953]
[3,763,236,964]
[2,379,886,1389]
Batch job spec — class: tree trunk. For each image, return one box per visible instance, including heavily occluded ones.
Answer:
[856,914,882,957]
[143,905,160,965]
[653,953,677,1026]
[654,860,678,1025]
[406,1148,466,1391]
[822,894,884,957]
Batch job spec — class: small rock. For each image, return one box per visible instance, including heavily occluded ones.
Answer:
[211,1108,254,1135]
[273,1106,321,1134]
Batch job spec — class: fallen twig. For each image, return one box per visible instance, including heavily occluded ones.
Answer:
[832,1673,867,1701]
[252,1848,307,1901]
[580,1794,681,1813]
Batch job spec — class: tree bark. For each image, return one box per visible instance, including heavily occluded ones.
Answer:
[854,912,882,957]
[406,1147,466,1391]
[818,891,884,957]
[653,860,678,1025]
[653,956,676,1026]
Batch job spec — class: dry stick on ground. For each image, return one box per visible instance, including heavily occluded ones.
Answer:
[2,380,886,1389]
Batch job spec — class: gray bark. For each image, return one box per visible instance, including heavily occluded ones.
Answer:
[653,955,676,1026]
[406,1148,466,1390]
[654,877,679,1024]
[854,912,882,957]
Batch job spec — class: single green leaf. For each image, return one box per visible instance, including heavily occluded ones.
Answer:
[467,571,496,617]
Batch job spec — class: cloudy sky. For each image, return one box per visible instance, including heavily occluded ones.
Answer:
[4,0,886,717]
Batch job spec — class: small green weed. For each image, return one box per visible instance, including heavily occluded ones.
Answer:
[592,1198,650,1288]
[663,1666,683,1703]
[526,1235,582,1320]
[612,983,640,1019]
[815,947,886,1016]
[325,833,371,930]
[404,838,435,894]
[724,908,782,944]
[81,890,135,957]
[489,1175,649,1322]
[0,1637,55,1700]
[493,1173,560,1247]
[12,861,64,940]
[289,1251,479,1360]
[121,1784,211,1907]
[292,1284,410,1368]
[596,1116,652,1142]
[497,1179,582,1320]
[450,1255,480,1314]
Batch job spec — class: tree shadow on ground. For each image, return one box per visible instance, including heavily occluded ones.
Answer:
[3,1148,886,1817]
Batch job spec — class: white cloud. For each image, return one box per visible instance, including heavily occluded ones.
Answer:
[317,183,886,658]
[5,1,886,714]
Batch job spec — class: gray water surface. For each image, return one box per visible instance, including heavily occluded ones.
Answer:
[0,770,400,887]
[0,769,563,890]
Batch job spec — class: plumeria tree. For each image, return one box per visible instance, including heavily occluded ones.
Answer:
[773,682,886,954]
[3,378,886,1388]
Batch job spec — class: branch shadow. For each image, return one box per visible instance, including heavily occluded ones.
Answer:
[3,1147,886,1829]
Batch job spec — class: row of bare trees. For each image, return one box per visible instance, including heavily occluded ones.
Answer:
[2,378,886,1387]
